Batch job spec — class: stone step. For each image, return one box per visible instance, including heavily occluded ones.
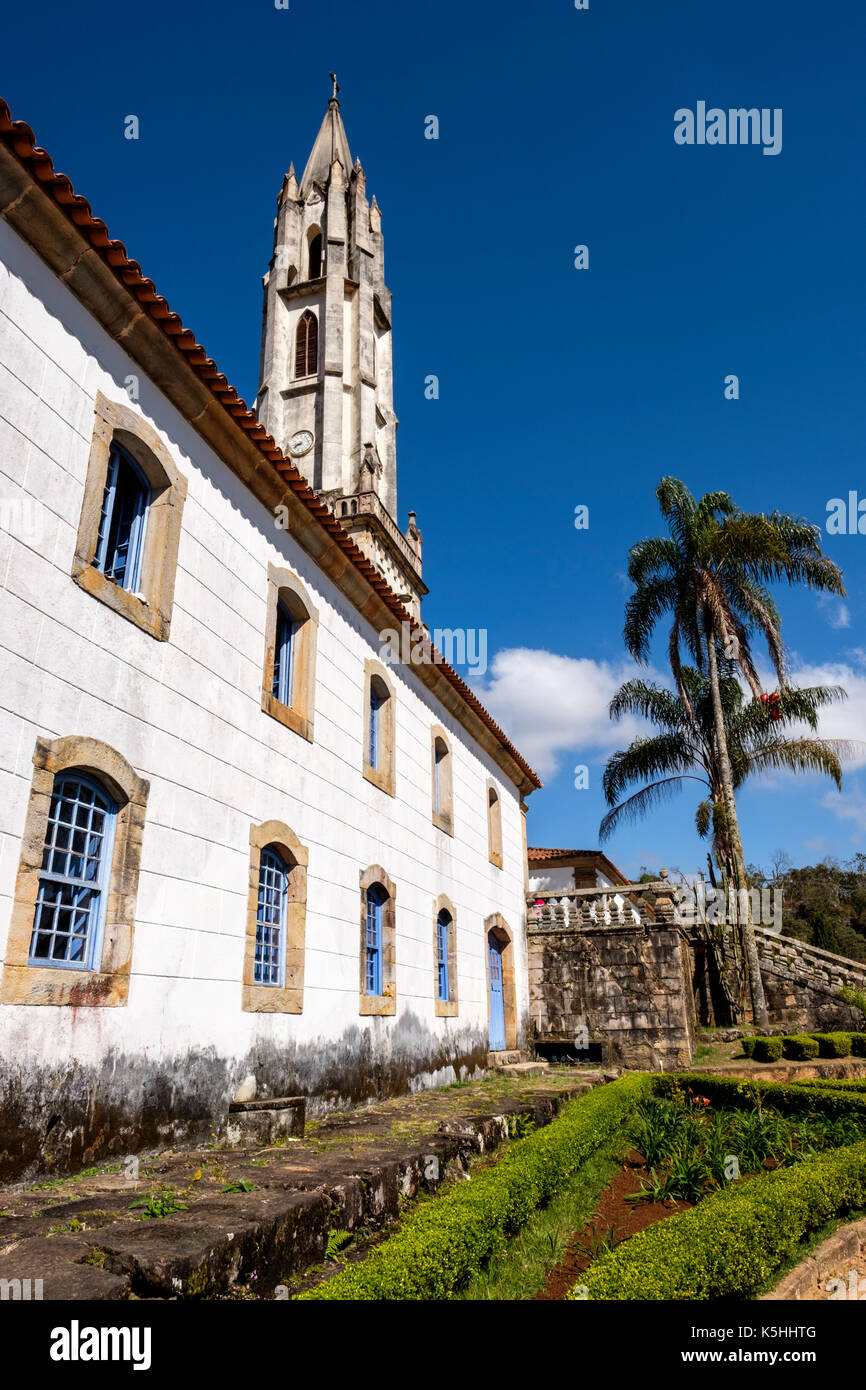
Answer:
[494,1061,551,1077]
[487,1050,524,1068]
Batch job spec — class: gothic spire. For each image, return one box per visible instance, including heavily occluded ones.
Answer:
[299,78,353,196]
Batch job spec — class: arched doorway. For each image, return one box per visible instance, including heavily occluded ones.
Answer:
[488,930,506,1050]
[485,915,516,1052]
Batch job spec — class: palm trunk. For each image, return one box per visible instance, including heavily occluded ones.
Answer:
[705,633,769,1026]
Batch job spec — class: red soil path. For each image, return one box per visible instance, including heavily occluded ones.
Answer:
[535,1151,692,1301]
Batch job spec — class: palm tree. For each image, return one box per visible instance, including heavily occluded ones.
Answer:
[623,478,846,1024]
[600,663,853,880]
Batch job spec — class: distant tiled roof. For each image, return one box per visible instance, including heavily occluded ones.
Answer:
[527,848,631,885]
[528,848,596,862]
[0,98,541,792]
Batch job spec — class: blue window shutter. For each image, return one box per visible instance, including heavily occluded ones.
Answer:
[369,686,383,769]
[255,846,288,987]
[94,444,150,592]
[365,884,386,995]
[272,603,296,706]
[437,911,450,1001]
[29,772,117,971]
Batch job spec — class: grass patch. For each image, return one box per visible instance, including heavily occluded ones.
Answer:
[456,1140,625,1301]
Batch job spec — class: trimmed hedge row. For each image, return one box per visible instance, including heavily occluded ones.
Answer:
[299,1073,653,1300]
[753,1036,782,1062]
[741,1030,866,1060]
[570,1138,866,1300]
[661,1071,866,1120]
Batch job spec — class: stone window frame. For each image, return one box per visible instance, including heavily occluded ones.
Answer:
[242,820,308,1014]
[0,735,149,1008]
[261,565,319,743]
[433,893,458,1018]
[487,779,503,869]
[485,913,517,1051]
[72,391,188,641]
[430,725,454,836]
[359,864,396,1016]
[362,659,396,797]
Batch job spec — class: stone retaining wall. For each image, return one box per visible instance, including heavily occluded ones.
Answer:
[528,923,696,1069]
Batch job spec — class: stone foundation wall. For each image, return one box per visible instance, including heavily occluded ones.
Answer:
[755,929,866,1032]
[528,923,696,1069]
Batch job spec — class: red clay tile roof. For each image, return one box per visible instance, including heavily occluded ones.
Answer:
[528,848,596,861]
[0,98,541,791]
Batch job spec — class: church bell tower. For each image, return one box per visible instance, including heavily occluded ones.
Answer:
[256,79,426,620]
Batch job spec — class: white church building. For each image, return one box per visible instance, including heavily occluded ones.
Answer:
[0,90,540,1180]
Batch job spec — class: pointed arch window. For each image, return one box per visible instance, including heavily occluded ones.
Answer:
[295,310,319,379]
[94,443,150,592]
[308,232,323,280]
[29,771,117,971]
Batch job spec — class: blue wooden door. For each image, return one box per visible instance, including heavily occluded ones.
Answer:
[488,931,506,1051]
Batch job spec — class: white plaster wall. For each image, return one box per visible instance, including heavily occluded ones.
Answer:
[0,219,530,1093]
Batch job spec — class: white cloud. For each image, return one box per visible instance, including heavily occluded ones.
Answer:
[780,658,866,771]
[471,646,866,786]
[470,647,660,778]
[817,594,851,630]
[820,790,866,838]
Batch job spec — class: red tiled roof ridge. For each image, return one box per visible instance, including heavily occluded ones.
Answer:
[528,848,596,858]
[0,98,541,790]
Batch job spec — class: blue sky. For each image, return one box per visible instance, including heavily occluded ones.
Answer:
[5,0,865,878]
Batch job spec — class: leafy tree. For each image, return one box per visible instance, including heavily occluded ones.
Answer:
[601,662,851,879]
[810,910,842,955]
[620,477,846,1024]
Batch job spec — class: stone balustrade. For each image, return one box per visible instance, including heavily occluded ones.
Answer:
[527,878,678,933]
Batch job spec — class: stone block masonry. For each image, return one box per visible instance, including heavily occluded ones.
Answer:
[528,919,696,1069]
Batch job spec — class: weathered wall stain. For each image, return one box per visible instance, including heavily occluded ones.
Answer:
[0,1012,489,1184]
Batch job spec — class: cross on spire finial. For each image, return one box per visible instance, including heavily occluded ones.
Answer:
[329,72,340,102]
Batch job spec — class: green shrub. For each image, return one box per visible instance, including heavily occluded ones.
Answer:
[570,1139,866,1300]
[741,1036,758,1058]
[811,1032,852,1058]
[840,985,866,1022]
[658,1072,866,1122]
[851,1034,866,1057]
[299,1074,652,1300]
[752,1036,783,1062]
[782,1034,819,1061]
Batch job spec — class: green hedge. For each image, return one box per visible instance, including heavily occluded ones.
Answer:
[570,1139,866,1300]
[852,1034,866,1057]
[752,1036,783,1062]
[741,1036,758,1058]
[660,1071,866,1120]
[299,1073,652,1300]
[782,1034,820,1061]
[812,1032,853,1058]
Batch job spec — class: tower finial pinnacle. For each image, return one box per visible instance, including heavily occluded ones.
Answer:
[329,71,340,104]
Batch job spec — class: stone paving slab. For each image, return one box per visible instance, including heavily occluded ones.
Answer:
[0,1067,608,1300]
